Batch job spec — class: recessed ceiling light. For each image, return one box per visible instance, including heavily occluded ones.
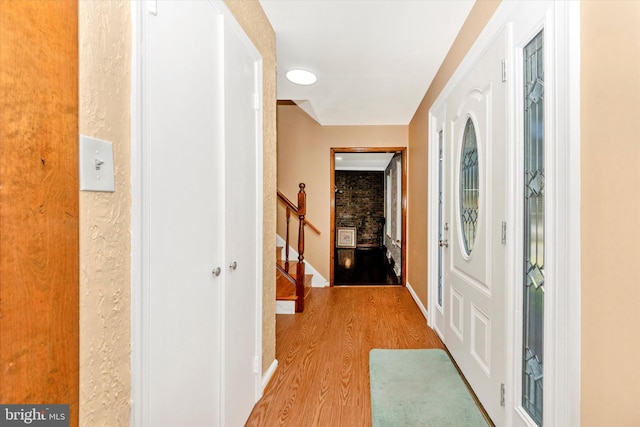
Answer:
[335,156,343,160]
[286,69,317,86]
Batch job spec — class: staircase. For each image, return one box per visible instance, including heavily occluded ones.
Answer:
[275,246,312,314]
[276,183,320,313]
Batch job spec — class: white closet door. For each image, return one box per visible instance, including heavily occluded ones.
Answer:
[146,2,224,425]
[221,14,262,427]
[143,2,262,426]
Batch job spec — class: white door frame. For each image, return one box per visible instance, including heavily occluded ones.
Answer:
[428,2,580,425]
[129,1,264,425]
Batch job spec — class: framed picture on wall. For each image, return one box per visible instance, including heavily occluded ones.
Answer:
[336,227,356,248]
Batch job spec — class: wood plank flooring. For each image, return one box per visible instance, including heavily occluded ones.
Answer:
[246,286,445,426]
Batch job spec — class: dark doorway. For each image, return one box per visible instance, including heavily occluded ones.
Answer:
[330,148,406,287]
[333,170,397,286]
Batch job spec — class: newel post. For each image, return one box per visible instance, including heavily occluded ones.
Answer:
[296,183,306,312]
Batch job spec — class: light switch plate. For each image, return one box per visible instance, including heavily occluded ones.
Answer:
[79,135,115,192]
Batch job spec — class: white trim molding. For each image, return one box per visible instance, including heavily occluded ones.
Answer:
[129,3,144,425]
[261,359,279,393]
[407,281,429,324]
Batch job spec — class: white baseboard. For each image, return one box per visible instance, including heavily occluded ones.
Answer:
[262,359,278,392]
[406,281,429,324]
[276,234,328,287]
[275,300,295,314]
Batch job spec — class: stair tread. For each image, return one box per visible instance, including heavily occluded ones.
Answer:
[276,272,297,300]
[275,246,312,310]
[276,272,313,301]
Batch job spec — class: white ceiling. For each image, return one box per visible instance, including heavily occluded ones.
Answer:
[335,152,395,171]
[259,0,475,126]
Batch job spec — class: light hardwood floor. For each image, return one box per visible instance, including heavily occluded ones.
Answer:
[246,286,445,426]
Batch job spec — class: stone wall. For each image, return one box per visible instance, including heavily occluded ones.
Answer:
[335,171,385,247]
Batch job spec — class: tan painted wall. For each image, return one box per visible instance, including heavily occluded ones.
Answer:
[581,2,640,425]
[277,103,408,281]
[407,1,501,306]
[224,0,277,374]
[78,1,131,425]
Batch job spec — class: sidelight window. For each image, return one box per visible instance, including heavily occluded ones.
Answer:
[522,29,545,426]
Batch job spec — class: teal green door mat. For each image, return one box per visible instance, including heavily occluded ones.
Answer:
[369,349,489,426]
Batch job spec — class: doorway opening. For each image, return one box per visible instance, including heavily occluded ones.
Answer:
[330,147,406,286]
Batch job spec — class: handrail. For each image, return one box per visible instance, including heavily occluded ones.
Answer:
[277,191,321,235]
[277,190,298,213]
[302,218,321,235]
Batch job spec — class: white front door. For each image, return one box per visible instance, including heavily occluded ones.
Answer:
[441,30,508,425]
[430,3,579,426]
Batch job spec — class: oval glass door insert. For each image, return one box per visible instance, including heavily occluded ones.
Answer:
[459,118,479,255]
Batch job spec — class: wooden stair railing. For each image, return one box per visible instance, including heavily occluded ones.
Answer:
[277,183,320,312]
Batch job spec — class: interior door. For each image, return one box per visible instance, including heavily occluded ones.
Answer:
[222,15,262,427]
[442,30,507,425]
[146,2,224,425]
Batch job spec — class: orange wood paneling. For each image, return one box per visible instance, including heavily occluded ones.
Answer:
[0,1,79,425]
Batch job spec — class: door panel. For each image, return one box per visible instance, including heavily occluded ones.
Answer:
[147,2,223,425]
[442,30,507,425]
[222,16,261,427]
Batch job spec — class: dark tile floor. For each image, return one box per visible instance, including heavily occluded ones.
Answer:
[334,247,400,286]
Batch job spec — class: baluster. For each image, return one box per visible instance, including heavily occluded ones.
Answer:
[285,208,291,271]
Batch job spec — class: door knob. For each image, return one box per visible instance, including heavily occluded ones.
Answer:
[229,261,237,270]
[212,267,221,276]
[439,239,449,248]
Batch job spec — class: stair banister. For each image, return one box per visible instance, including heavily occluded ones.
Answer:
[276,183,319,313]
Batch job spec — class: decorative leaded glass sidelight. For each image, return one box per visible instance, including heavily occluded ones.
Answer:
[522,30,545,426]
[459,118,479,256]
